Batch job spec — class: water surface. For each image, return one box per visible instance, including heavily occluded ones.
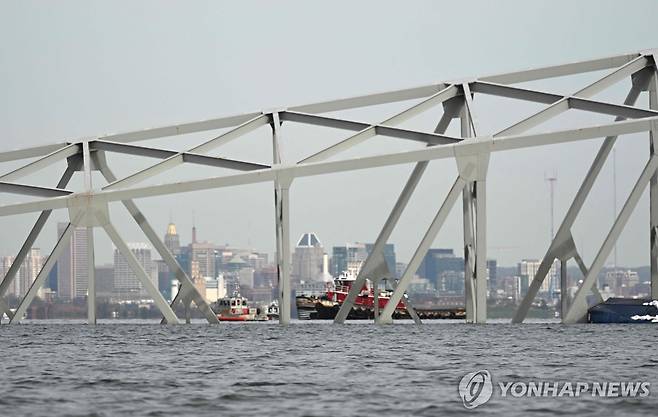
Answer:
[1,320,656,416]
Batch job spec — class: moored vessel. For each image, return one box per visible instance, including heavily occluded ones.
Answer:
[213,293,269,322]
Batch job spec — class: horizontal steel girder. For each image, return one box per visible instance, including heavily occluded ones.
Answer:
[0,51,652,164]
[0,182,72,197]
[1,114,658,217]
[91,140,270,171]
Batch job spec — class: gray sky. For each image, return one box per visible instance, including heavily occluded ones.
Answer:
[1,0,657,267]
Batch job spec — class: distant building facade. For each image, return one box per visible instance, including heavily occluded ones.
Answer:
[57,223,89,300]
[113,242,157,300]
[292,233,325,284]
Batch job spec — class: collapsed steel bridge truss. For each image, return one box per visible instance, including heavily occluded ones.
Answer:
[1,49,657,325]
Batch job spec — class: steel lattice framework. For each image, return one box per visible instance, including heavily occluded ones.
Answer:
[1,49,657,325]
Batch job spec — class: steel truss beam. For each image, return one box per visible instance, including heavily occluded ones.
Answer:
[91,140,270,171]
[564,154,658,323]
[0,182,72,198]
[1,49,657,326]
[300,84,461,163]
[513,84,644,323]
[379,176,466,323]
[335,101,459,323]
[102,221,180,324]
[0,164,77,319]
[94,155,219,324]
[3,114,658,219]
[270,112,293,324]
[650,69,658,300]
[495,56,652,137]
[11,221,76,323]
[102,113,271,191]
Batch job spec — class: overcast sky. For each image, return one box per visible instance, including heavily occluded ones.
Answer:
[1,0,657,268]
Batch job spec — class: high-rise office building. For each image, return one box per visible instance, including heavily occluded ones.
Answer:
[331,243,367,276]
[365,243,396,276]
[1,255,17,297]
[113,242,157,300]
[19,248,43,298]
[330,242,396,278]
[0,250,44,298]
[292,233,325,284]
[56,223,89,300]
[164,222,180,256]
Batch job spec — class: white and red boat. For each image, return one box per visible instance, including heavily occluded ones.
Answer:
[214,293,269,322]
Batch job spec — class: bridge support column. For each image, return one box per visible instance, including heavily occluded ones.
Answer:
[271,112,293,325]
[649,68,658,300]
[459,92,488,324]
[560,259,568,320]
[87,226,96,325]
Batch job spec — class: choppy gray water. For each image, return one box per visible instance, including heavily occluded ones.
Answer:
[0,320,657,416]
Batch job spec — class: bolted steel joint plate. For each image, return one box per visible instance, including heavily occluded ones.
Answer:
[67,192,110,227]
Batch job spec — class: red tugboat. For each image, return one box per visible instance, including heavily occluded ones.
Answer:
[306,270,410,320]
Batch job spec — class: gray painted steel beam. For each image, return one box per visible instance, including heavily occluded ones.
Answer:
[474,180,487,323]
[473,81,658,119]
[101,221,180,324]
[300,84,460,163]
[560,259,568,321]
[461,108,476,323]
[512,86,641,323]
[280,111,369,131]
[0,51,646,166]
[95,158,219,324]
[0,182,72,197]
[471,81,562,104]
[0,144,80,182]
[379,176,466,323]
[278,184,292,324]
[10,222,75,323]
[334,103,459,323]
[87,227,96,325]
[495,56,650,137]
[99,112,264,144]
[92,140,270,171]
[479,53,641,85]
[102,114,270,190]
[564,154,658,323]
[0,143,72,164]
[650,70,658,300]
[0,166,77,315]
[4,113,658,219]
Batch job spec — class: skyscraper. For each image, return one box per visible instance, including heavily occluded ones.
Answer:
[164,222,180,256]
[0,250,44,299]
[292,233,325,284]
[20,248,43,298]
[113,242,157,300]
[56,222,89,300]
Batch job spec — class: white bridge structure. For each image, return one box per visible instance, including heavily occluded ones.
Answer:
[1,49,658,325]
